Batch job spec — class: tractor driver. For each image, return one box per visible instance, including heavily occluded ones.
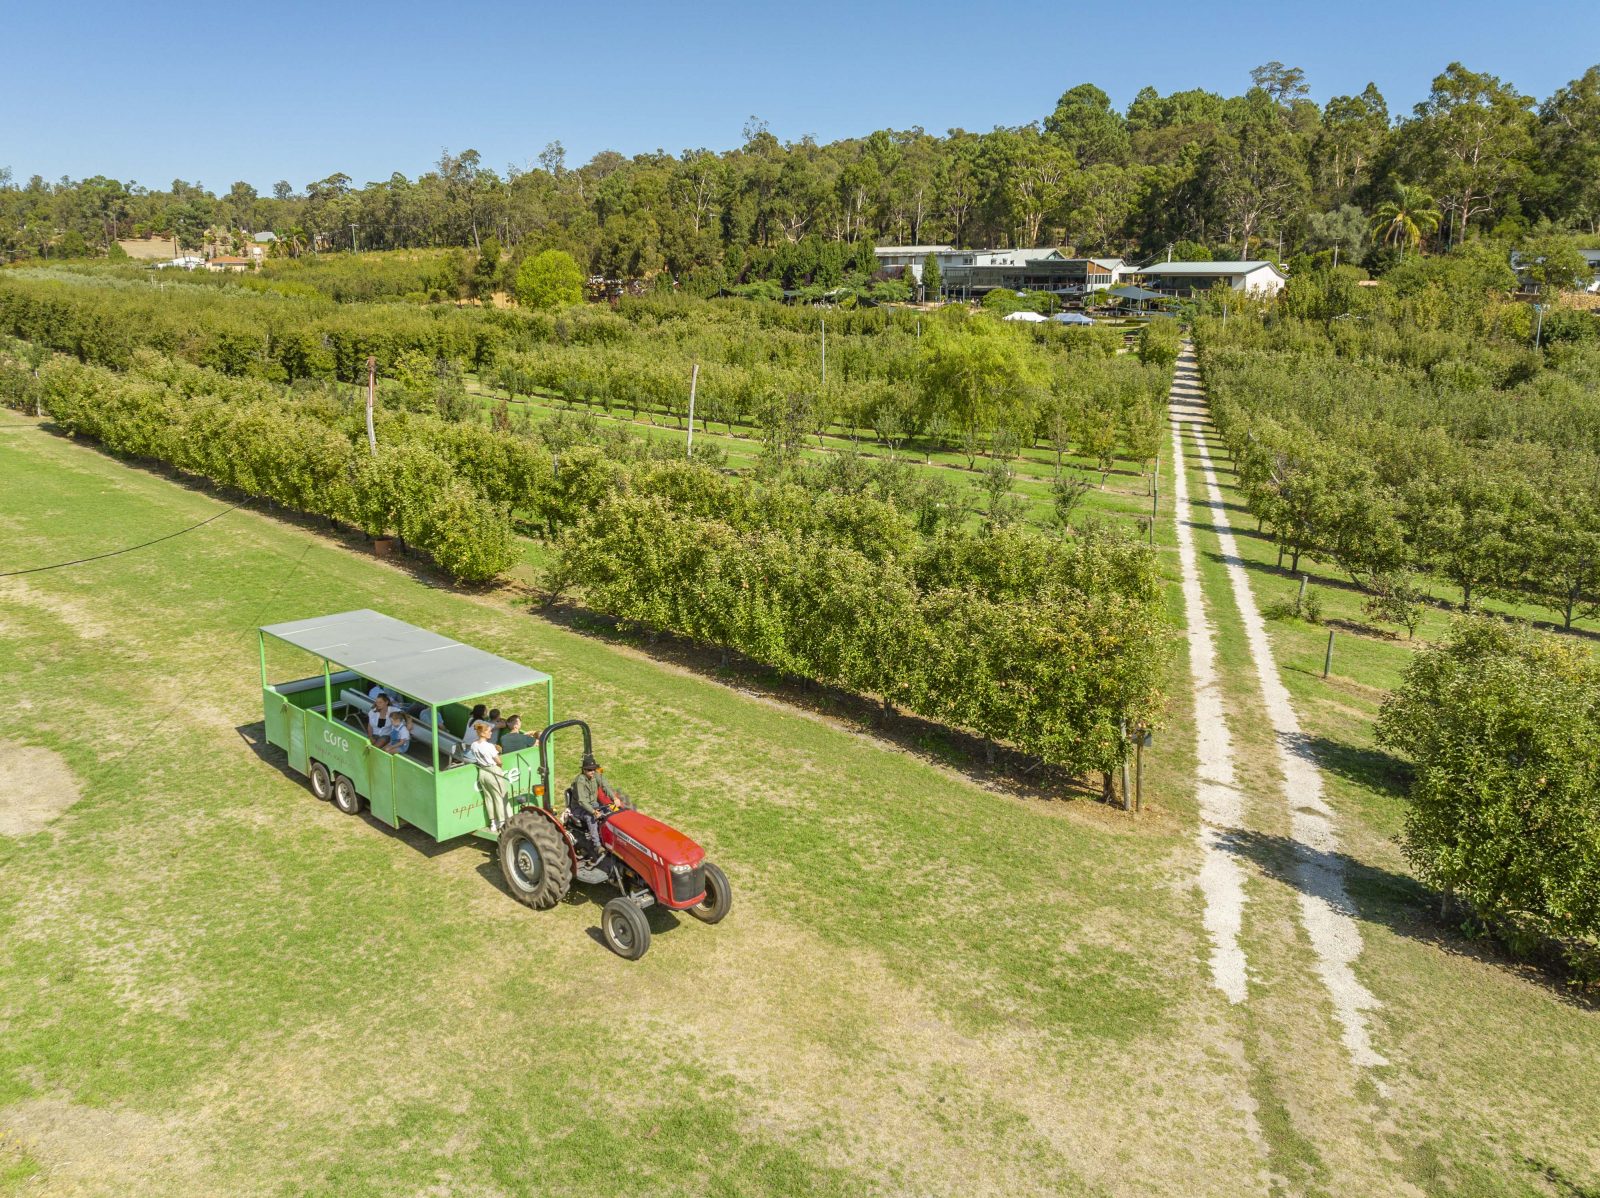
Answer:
[568,754,612,861]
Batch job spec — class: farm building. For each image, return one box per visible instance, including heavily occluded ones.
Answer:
[873,245,954,281]
[1126,260,1286,297]
[937,251,1132,298]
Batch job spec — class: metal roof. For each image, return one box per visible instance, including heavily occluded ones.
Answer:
[1109,284,1168,300]
[1054,312,1095,324]
[260,609,550,705]
[1132,260,1282,276]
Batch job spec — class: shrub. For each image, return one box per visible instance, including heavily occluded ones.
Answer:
[515,250,584,310]
[1376,618,1600,971]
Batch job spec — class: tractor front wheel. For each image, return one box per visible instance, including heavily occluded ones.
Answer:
[497,811,573,910]
[689,862,732,924]
[601,898,651,960]
[308,761,333,801]
[332,775,361,815]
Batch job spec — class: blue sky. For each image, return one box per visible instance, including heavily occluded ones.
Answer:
[4,0,1597,192]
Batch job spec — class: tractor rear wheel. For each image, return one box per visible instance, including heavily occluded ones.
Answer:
[332,775,361,815]
[689,862,732,924]
[308,761,333,801]
[497,811,572,910]
[601,898,651,960]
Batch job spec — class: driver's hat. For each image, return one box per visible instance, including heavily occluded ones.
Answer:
[581,754,599,771]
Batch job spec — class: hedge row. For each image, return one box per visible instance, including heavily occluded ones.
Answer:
[8,354,517,583]
[4,341,1171,773]
[555,496,1168,773]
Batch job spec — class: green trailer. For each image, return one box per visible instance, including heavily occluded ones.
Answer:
[258,608,553,840]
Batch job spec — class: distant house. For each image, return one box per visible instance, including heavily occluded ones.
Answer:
[116,235,179,261]
[206,256,252,273]
[1128,260,1286,297]
[154,254,205,271]
[248,231,277,263]
[940,250,1133,298]
[871,245,1134,298]
[1510,247,1600,293]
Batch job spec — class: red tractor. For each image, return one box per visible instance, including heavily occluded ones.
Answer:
[493,720,731,959]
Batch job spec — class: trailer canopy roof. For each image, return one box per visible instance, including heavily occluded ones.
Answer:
[260,609,550,705]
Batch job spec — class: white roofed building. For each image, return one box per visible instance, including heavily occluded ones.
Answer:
[1127,260,1286,297]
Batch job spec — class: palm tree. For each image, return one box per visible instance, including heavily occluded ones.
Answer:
[1370,182,1442,255]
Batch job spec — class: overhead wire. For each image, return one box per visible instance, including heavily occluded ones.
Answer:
[0,506,239,578]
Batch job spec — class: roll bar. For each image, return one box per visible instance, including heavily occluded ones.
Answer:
[533,719,592,811]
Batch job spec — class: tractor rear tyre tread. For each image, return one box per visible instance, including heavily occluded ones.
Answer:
[689,861,732,924]
[601,898,651,960]
[497,811,573,910]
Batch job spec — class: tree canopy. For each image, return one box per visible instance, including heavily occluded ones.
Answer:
[5,60,1600,275]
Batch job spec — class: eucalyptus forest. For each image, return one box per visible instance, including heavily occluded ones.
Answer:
[5,60,1600,282]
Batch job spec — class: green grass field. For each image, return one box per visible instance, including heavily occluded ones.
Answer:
[1,402,1597,1197]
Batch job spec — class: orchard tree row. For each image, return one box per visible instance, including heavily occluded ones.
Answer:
[0,273,1170,478]
[1196,255,1600,629]
[1,347,1170,776]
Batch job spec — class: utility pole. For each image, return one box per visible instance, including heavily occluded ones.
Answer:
[350,223,360,253]
[686,362,699,458]
[365,356,378,456]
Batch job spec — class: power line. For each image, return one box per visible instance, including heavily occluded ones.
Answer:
[0,505,238,578]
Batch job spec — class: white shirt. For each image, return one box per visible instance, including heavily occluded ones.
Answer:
[368,707,391,737]
[467,738,500,771]
[388,720,411,751]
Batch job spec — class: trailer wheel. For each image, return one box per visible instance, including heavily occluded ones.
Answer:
[497,811,572,910]
[308,761,333,801]
[332,775,361,815]
[689,862,732,925]
[601,898,651,960]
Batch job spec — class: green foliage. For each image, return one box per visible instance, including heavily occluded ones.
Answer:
[979,288,1028,315]
[17,352,516,584]
[1137,320,1180,367]
[1361,570,1425,637]
[515,250,584,310]
[921,254,941,298]
[917,318,1048,466]
[1517,231,1593,292]
[553,498,1167,774]
[1195,278,1600,620]
[1377,619,1600,969]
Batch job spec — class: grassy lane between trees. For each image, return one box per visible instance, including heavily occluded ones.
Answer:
[1170,390,1600,1197]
